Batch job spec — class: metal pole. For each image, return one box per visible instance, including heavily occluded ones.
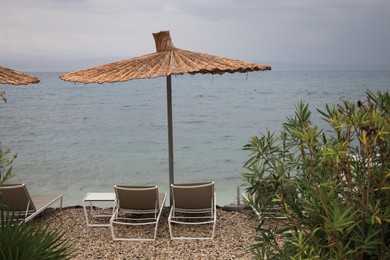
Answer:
[167,75,174,205]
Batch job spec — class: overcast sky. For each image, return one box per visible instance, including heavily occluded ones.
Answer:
[1,0,390,71]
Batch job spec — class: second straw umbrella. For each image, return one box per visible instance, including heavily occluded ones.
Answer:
[0,66,40,85]
[0,66,40,102]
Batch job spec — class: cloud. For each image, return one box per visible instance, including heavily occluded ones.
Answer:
[1,0,389,71]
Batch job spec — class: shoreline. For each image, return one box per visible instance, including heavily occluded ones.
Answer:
[37,206,257,259]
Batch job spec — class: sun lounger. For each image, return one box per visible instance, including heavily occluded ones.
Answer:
[168,182,216,239]
[0,183,63,222]
[110,185,166,241]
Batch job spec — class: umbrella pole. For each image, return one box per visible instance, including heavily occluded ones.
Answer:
[167,75,174,205]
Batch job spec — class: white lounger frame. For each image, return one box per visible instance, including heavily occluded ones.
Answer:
[110,185,166,241]
[168,182,216,240]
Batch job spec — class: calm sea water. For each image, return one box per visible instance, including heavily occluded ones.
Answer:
[0,71,389,206]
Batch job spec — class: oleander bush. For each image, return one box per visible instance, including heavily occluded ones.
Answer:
[242,90,390,259]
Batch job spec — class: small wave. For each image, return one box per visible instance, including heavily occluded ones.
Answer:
[181,120,205,124]
[224,176,242,181]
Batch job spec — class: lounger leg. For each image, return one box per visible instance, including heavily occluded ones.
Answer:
[83,203,90,226]
[110,210,117,240]
[168,207,174,239]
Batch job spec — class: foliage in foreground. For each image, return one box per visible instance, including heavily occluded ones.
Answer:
[0,92,6,103]
[242,90,390,259]
[0,142,16,186]
[1,143,75,260]
[0,210,75,260]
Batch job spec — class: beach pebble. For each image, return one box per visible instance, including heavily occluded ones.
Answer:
[38,206,258,259]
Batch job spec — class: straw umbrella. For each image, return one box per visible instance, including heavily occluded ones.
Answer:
[0,66,40,85]
[60,30,271,202]
[0,66,40,103]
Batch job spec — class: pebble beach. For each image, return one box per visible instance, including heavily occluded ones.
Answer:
[39,206,258,259]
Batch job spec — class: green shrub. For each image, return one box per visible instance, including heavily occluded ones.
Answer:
[0,142,16,186]
[242,90,390,259]
[1,144,75,259]
[0,92,6,103]
[0,210,75,260]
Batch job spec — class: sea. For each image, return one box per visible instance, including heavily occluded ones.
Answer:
[0,70,389,206]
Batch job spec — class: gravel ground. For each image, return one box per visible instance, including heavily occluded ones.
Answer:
[39,206,258,259]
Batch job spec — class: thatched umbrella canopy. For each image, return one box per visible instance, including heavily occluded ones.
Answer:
[0,66,40,85]
[61,31,271,83]
[60,30,271,202]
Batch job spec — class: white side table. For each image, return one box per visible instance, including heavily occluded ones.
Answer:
[83,192,116,227]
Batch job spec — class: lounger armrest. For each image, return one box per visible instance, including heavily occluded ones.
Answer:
[25,194,63,222]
